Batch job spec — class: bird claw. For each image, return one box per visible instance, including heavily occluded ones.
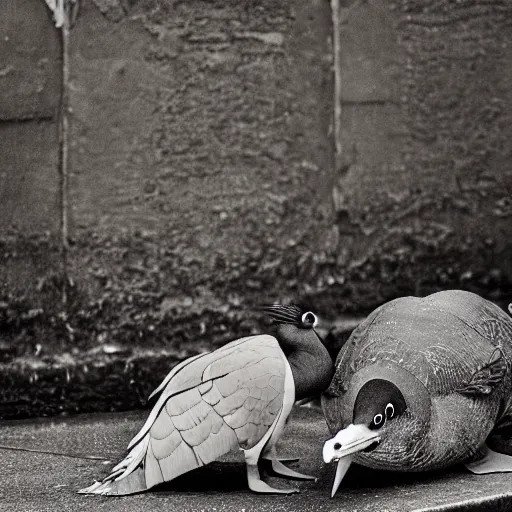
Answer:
[247,463,300,494]
[260,459,317,481]
[248,479,299,495]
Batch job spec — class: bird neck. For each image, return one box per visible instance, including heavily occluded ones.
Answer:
[276,326,334,401]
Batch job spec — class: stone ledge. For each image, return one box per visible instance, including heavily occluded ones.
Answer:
[2,407,512,511]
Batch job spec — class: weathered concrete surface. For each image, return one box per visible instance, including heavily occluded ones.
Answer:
[0,0,61,234]
[0,0,62,296]
[66,0,335,338]
[3,0,338,365]
[2,407,512,512]
[0,318,360,420]
[0,0,337,408]
[2,1,509,337]
[331,0,512,306]
[0,0,61,121]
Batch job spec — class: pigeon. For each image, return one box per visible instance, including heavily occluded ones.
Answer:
[79,304,333,495]
[321,290,512,497]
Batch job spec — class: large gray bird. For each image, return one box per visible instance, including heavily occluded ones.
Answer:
[79,305,333,495]
[322,290,512,498]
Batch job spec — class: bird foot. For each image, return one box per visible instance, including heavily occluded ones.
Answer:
[466,445,512,474]
[248,480,299,495]
[260,459,317,481]
[246,464,299,494]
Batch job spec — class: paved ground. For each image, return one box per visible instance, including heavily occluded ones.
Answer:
[1,407,512,512]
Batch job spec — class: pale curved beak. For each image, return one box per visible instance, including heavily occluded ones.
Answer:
[323,424,381,498]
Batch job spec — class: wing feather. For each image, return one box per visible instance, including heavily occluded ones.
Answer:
[268,395,284,415]
[157,437,198,482]
[201,383,224,406]
[148,352,208,400]
[150,406,177,440]
[89,334,287,494]
[261,385,279,402]
[214,369,244,397]
[149,334,285,457]
[166,387,203,416]
[202,337,277,381]
[143,441,164,489]
[150,428,182,460]
[193,422,239,465]
[224,403,252,429]
[213,386,251,416]
[250,387,262,400]
[235,422,260,448]
[243,396,259,411]
[115,460,148,495]
[171,399,212,431]
[198,380,213,394]
[128,335,271,449]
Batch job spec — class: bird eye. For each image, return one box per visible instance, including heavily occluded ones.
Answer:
[370,413,384,430]
[385,403,395,419]
[301,312,318,328]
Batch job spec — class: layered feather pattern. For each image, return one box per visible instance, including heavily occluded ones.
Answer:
[322,290,512,472]
[80,334,286,495]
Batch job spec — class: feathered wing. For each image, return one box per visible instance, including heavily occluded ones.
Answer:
[79,335,286,495]
[428,291,512,455]
[422,291,512,396]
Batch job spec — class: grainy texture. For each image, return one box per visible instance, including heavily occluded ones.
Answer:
[0,0,61,121]
[0,319,354,420]
[67,0,334,314]
[3,407,512,511]
[322,291,512,473]
[0,349,184,419]
[1,0,512,417]
[0,0,62,327]
[331,0,512,304]
[0,0,61,291]
[1,0,334,362]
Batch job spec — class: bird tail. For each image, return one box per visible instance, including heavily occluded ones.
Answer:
[78,435,151,496]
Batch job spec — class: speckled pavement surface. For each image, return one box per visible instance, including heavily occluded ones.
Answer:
[1,407,512,512]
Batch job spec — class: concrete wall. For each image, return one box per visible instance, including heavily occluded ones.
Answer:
[1,0,511,351]
[331,0,512,308]
[0,0,62,296]
[66,0,336,347]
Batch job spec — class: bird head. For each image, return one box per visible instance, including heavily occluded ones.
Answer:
[262,304,318,328]
[322,362,431,498]
[262,304,319,342]
[262,304,333,401]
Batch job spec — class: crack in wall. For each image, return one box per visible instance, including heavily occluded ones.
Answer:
[58,6,71,305]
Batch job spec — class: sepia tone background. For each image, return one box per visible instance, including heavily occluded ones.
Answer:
[1,0,511,418]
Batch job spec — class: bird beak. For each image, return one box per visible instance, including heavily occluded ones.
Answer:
[323,424,381,498]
